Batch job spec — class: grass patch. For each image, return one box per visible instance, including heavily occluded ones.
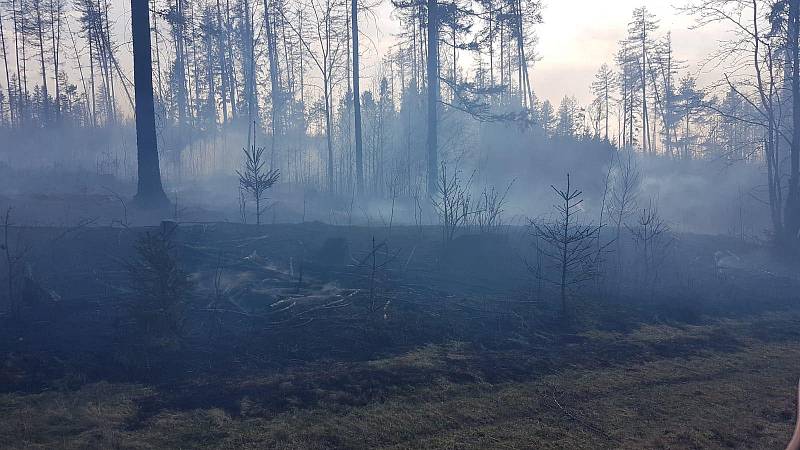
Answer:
[1,317,798,449]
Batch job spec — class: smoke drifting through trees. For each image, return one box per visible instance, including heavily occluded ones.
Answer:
[5,5,800,446]
[0,1,793,242]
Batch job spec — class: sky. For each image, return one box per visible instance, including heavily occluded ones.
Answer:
[531,0,729,106]
[365,0,731,106]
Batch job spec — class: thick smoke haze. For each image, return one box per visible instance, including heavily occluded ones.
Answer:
[0,0,765,238]
[2,1,800,448]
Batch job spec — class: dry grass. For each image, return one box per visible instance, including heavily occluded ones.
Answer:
[1,316,798,449]
[0,382,152,449]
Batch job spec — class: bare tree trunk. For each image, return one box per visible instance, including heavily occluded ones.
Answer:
[786,0,800,241]
[426,0,439,193]
[324,77,334,192]
[34,3,50,124]
[225,0,236,120]
[621,74,628,147]
[604,75,609,139]
[190,1,201,123]
[204,10,216,125]
[96,0,115,123]
[131,0,168,208]
[488,5,493,88]
[88,24,97,126]
[499,5,504,97]
[174,0,188,126]
[242,0,257,125]
[66,19,90,123]
[629,82,634,147]
[352,0,364,193]
[11,0,24,123]
[265,0,281,169]
[641,14,649,153]
[298,6,304,106]
[50,0,64,121]
[103,0,116,121]
[215,0,228,123]
[0,9,14,126]
[514,0,533,109]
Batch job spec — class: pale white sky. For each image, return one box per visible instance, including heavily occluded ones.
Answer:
[366,0,730,106]
[532,0,728,105]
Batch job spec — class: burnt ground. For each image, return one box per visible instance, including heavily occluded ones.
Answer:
[1,221,800,449]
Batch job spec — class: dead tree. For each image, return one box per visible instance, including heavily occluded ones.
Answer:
[237,131,281,225]
[594,156,615,291]
[431,161,474,243]
[626,199,672,293]
[529,174,602,318]
[608,150,641,278]
[475,180,514,234]
[354,236,397,316]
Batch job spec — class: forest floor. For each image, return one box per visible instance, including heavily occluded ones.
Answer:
[1,221,799,449]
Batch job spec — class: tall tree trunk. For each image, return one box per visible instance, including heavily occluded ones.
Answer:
[49,0,61,122]
[265,0,281,169]
[685,108,690,159]
[641,16,649,153]
[242,0,257,125]
[11,0,24,123]
[499,5,504,96]
[103,0,116,121]
[0,9,15,126]
[488,5,493,88]
[215,0,228,123]
[604,75,609,139]
[20,3,28,111]
[324,76,334,192]
[35,5,49,124]
[97,0,115,123]
[786,0,800,241]
[426,0,439,193]
[629,79,634,147]
[190,1,200,123]
[204,12,216,125]
[131,0,168,208]
[88,25,97,126]
[298,6,304,106]
[621,74,627,147]
[174,0,187,126]
[352,0,364,193]
[515,0,533,109]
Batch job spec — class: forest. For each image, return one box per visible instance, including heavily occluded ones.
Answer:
[2,0,800,448]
